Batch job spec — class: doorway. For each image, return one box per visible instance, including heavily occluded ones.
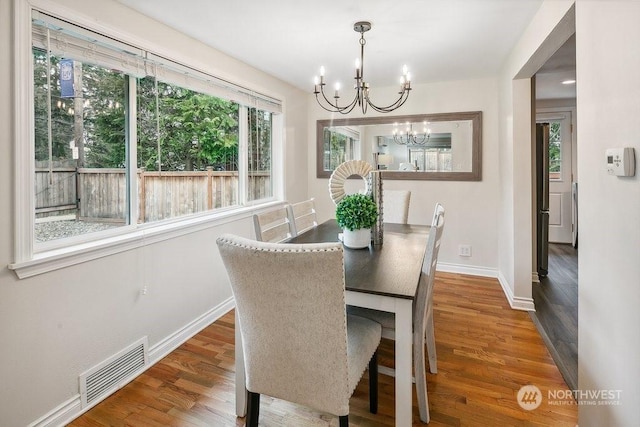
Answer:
[531,34,578,391]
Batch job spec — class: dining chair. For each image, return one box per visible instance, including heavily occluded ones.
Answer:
[216,234,382,427]
[383,190,411,224]
[347,203,445,423]
[252,206,296,243]
[288,198,318,236]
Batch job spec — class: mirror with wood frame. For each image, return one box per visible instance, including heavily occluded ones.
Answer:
[316,111,482,181]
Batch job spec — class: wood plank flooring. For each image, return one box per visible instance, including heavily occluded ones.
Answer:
[69,272,577,426]
[531,243,578,391]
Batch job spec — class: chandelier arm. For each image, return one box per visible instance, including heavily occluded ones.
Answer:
[412,133,430,144]
[318,84,343,110]
[365,87,412,113]
[393,134,408,145]
[316,85,360,114]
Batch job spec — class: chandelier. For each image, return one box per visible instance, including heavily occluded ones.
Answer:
[392,121,431,145]
[313,21,411,114]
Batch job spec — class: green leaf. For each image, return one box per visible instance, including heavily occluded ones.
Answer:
[335,193,378,231]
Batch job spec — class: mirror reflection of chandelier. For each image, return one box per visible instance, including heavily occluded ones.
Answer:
[313,21,411,115]
[392,121,431,145]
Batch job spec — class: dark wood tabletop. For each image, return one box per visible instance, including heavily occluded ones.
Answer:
[289,220,429,299]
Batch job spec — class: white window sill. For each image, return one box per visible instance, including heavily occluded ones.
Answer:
[8,201,283,279]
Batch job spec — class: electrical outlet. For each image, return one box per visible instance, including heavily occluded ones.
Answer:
[459,245,472,257]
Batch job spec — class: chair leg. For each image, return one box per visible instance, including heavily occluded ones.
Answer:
[369,350,378,414]
[339,415,349,427]
[425,313,438,374]
[246,391,260,427]
[414,331,430,423]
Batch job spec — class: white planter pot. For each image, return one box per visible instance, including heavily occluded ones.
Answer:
[342,228,371,249]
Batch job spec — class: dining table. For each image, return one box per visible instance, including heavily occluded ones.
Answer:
[234,219,429,426]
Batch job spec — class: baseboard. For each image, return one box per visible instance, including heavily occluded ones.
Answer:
[29,297,235,427]
[27,396,81,427]
[436,262,498,278]
[497,271,536,312]
[149,297,235,363]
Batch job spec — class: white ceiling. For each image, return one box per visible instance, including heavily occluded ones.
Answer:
[117,0,573,100]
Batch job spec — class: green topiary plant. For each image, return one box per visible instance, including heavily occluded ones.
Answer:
[335,193,378,231]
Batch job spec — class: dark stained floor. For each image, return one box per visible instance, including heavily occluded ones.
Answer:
[531,243,578,391]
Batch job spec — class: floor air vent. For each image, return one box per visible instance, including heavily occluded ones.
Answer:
[79,337,148,408]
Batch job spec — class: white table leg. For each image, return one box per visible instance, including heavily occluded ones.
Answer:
[235,309,247,417]
[395,299,413,426]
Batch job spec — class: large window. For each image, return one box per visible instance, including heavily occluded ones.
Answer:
[26,10,282,251]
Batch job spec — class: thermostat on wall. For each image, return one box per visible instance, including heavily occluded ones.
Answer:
[606,147,635,177]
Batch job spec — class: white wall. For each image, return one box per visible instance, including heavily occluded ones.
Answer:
[576,1,640,425]
[0,1,308,425]
[308,78,501,276]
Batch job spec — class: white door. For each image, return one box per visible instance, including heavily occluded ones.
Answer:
[537,112,573,243]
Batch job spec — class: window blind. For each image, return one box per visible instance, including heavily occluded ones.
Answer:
[32,10,282,113]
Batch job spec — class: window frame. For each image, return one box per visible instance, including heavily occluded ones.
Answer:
[10,0,285,278]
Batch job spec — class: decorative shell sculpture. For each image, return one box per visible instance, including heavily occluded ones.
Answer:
[329,160,374,204]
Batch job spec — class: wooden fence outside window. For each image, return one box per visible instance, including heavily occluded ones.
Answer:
[35,167,270,223]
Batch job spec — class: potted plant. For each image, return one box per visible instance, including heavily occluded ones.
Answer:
[335,193,378,249]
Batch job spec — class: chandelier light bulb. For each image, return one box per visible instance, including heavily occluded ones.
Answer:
[402,64,408,75]
[406,72,411,82]
[320,66,325,77]
[314,76,319,85]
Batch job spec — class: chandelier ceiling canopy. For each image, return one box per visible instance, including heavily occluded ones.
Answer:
[313,21,411,115]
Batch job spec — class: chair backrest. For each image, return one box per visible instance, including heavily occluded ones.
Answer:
[253,206,296,243]
[414,204,445,334]
[288,198,318,236]
[216,234,352,416]
[431,202,444,228]
[383,190,411,224]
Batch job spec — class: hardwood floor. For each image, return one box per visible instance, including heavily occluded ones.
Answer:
[69,272,577,426]
[531,243,578,391]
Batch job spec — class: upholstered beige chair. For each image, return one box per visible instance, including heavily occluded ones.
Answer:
[252,206,296,243]
[216,234,382,427]
[347,203,445,423]
[288,198,318,236]
[383,190,411,224]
